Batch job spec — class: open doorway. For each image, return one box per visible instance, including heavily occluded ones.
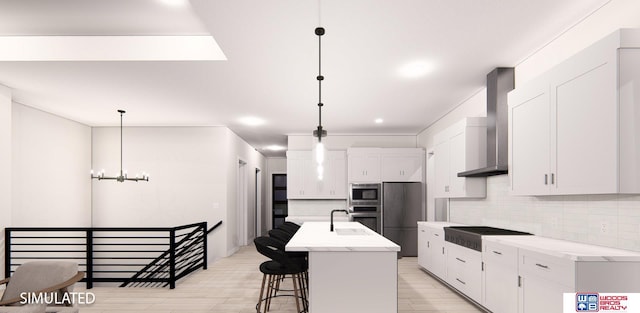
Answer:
[237,159,248,246]
[255,168,262,237]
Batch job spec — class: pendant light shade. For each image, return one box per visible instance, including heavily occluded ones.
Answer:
[91,110,149,183]
[313,26,327,180]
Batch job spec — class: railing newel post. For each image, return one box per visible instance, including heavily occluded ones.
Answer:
[4,228,11,279]
[86,228,94,289]
[169,228,176,289]
[202,222,207,270]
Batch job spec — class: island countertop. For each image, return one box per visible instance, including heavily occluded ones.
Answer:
[285,221,401,252]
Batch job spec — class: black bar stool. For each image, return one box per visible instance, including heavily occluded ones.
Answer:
[254,236,308,313]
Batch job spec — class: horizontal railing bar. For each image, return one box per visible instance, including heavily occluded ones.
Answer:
[93,257,163,260]
[11,255,86,260]
[93,236,169,239]
[11,236,86,239]
[12,243,86,246]
[87,278,169,283]
[93,243,169,246]
[92,250,166,253]
[7,227,174,232]
[11,250,86,253]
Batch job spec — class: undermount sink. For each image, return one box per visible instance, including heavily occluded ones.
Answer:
[335,228,371,236]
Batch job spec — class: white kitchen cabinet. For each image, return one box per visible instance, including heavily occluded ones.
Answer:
[483,235,640,313]
[425,227,447,279]
[286,150,347,199]
[434,117,486,198]
[418,222,458,281]
[482,240,519,313]
[347,148,381,183]
[518,249,574,313]
[380,149,424,182]
[417,223,428,268]
[445,242,482,303]
[322,151,347,198]
[418,226,447,279]
[508,29,640,195]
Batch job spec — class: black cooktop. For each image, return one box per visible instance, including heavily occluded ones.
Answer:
[444,226,532,252]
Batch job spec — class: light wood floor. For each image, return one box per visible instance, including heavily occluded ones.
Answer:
[75,245,483,313]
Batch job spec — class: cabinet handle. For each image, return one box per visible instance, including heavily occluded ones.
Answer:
[456,278,466,285]
[434,233,439,237]
[535,263,549,269]
[427,241,430,248]
[518,275,522,287]
[544,174,548,185]
[442,247,445,254]
[445,186,449,192]
[455,257,466,263]
[551,173,555,184]
[481,261,484,271]
[492,250,502,255]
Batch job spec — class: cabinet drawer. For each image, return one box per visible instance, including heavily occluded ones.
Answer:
[483,240,518,266]
[520,250,575,288]
[446,243,482,302]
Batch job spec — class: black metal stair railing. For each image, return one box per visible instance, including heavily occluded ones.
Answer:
[4,221,223,289]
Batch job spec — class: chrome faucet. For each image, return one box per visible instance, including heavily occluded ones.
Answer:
[330,209,349,231]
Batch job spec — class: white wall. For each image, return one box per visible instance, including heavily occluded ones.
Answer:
[417,0,640,251]
[12,103,91,227]
[92,126,232,261]
[265,157,286,232]
[0,85,11,278]
[224,128,266,255]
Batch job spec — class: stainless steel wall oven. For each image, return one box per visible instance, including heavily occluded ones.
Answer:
[349,183,381,233]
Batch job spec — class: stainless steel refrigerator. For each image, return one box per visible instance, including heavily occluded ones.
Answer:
[382,182,423,257]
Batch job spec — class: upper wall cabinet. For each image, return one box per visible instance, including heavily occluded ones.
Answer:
[347,148,424,183]
[380,149,424,182]
[286,150,347,199]
[347,148,381,183]
[508,29,640,196]
[433,117,487,198]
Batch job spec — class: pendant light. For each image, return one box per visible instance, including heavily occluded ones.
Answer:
[313,26,327,180]
[91,110,149,182]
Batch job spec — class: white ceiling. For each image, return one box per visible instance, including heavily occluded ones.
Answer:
[0,0,610,156]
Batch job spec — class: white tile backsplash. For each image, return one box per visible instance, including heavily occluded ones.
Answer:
[449,175,640,252]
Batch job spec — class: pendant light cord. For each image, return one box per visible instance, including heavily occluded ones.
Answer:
[315,27,325,142]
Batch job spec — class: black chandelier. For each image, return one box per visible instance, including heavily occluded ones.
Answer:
[91,110,149,182]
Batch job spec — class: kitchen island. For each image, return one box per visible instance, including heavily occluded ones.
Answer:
[286,221,401,313]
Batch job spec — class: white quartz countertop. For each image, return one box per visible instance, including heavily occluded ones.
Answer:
[286,222,401,252]
[417,221,465,229]
[484,235,640,262]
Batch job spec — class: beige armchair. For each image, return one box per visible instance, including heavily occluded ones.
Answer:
[0,262,84,312]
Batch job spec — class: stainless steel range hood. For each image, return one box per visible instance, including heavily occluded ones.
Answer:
[458,68,514,177]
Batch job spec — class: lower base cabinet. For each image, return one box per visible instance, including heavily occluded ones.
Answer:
[482,241,519,313]
[418,224,640,313]
[445,242,482,303]
[418,223,447,279]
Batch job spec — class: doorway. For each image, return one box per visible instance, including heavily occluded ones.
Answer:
[255,168,262,237]
[237,159,248,246]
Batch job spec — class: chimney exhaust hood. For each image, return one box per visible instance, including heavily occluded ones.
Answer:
[458,68,514,177]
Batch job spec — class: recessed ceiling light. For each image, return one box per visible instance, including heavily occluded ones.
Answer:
[265,145,285,151]
[157,0,189,7]
[375,118,384,124]
[398,61,435,78]
[238,116,266,127]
